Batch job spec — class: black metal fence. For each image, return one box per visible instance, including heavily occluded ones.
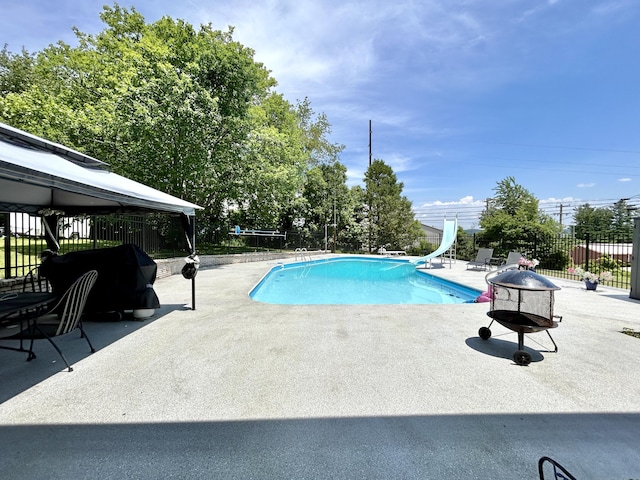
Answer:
[2,212,187,279]
[197,225,362,254]
[2,213,346,280]
[3,212,375,280]
[473,232,633,289]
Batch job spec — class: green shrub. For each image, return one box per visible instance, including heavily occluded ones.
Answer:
[592,254,620,274]
[409,240,436,256]
[540,250,571,270]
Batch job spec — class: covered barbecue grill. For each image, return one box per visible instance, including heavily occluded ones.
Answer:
[40,244,160,317]
[478,267,562,365]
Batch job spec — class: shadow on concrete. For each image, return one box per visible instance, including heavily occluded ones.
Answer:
[598,292,640,303]
[466,336,546,364]
[0,303,189,404]
[556,283,640,304]
[1,413,639,479]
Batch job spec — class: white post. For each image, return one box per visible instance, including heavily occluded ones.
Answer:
[324,224,328,252]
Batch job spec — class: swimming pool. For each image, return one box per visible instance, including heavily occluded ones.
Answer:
[249,256,482,305]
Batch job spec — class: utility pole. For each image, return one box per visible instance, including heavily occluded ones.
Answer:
[557,203,570,231]
[368,120,372,252]
[369,119,372,167]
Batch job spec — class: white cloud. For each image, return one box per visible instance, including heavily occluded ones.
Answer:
[577,183,596,188]
[419,195,483,208]
[193,0,383,95]
[540,196,580,204]
[192,0,526,102]
[413,195,485,229]
[346,167,365,187]
[618,178,632,182]
[591,0,635,16]
[384,153,414,173]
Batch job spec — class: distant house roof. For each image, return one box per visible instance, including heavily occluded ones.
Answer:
[570,243,633,263]
[420,223,443,236]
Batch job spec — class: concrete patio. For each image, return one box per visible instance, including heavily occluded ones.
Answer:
[1,255,640,479]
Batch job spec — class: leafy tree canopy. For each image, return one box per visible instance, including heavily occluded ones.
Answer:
[479,176,561,245]
[573,200,632,241]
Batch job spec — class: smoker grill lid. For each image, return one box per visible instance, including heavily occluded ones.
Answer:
[488,269,560,291]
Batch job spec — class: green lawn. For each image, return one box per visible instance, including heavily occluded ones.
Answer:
[1,237,293,278]
[0,238,121,276]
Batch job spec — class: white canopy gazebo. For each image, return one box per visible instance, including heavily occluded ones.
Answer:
[0,122,203,308]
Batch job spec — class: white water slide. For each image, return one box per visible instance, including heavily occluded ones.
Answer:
[412,218,458,268]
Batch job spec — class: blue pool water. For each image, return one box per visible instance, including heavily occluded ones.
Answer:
[249,256,482,305]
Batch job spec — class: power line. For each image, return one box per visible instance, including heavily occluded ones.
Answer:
[455,160,640,178]
[471,141,640,155]
[414,197,632,227]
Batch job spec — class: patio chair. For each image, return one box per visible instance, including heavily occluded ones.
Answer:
[18,270,98,372]
[22,265,52,293]
[504,251,523,266]
[466,248,494,271]
[538,456,577,480]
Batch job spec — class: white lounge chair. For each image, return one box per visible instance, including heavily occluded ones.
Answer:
[379,246,406,256]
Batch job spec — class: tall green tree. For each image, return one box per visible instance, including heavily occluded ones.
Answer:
[234,93,307,228]
[480,176,561,248]
[609,199,633,241]
[364,160,422,252]
[341,185,368,252]
[90,6,275,214]
[298,161,354,251]
[572,203,614,239]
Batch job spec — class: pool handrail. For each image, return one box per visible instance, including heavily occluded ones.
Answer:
[294,248,311,262]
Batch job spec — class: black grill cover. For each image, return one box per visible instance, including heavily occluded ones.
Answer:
[41,244,160,314]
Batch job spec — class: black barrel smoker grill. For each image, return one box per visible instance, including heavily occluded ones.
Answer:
[479,267,562,365]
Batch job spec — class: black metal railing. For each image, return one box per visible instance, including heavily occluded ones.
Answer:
[473,232,633,290]
[1,213,187,279]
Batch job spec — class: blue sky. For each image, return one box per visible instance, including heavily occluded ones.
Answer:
[2,0,639,228]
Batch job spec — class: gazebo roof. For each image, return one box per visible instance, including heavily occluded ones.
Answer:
[0,122,202,216]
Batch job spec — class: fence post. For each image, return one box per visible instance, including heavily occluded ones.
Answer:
[142,216,147,252]
[3,213,11,278]
[585,233,590,272]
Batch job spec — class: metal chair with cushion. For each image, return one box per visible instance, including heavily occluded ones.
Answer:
[18,270,98,372]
